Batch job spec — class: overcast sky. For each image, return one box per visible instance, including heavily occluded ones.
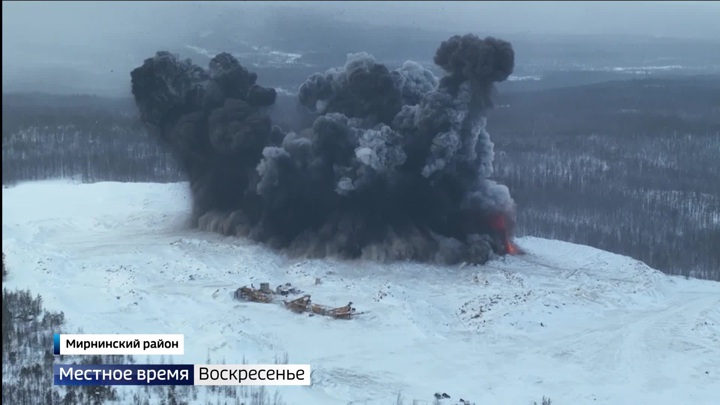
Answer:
[3,1,719,95]
[5,1,718,41]
[296,1,720,38]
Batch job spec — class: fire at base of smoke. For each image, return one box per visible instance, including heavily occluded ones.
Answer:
[130,33,517,265]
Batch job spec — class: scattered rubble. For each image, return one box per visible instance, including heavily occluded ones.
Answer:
[309,301,356,320]
[234,282,364,320]
[275,282,303,296]
[234,285,273,303]
[283,295,311,314]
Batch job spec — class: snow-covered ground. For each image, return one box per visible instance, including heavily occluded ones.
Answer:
[3,181,719,405]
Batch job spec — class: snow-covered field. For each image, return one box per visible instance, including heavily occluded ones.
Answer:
[3,181,719,405]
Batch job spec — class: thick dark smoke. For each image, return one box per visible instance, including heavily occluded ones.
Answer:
[130,34,516,264]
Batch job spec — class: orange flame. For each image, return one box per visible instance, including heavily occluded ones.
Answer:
[489,212,522,255]
[505,239,521,255]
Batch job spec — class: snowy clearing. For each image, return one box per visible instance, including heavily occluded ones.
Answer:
[2,181,719,405]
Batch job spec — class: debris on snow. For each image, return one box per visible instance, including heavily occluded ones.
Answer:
[310,301,357,319]
[234,285,273,303]
[284,295,311,314]
[275,282,303,296]
[234,282,364,319]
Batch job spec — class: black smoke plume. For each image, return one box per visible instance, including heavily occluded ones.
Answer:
[130,34,516,264]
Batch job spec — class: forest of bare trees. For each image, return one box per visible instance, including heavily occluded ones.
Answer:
[3,76,719,280]
[489,76,720,280]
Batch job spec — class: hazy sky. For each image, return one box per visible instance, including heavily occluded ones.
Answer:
[293,1,720,38]
[5,1,719,41]
[3,1,719,95]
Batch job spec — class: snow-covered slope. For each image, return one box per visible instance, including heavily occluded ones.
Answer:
[3,181,719,405]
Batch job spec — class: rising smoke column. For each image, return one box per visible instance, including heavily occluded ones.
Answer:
[130,34,516,265]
